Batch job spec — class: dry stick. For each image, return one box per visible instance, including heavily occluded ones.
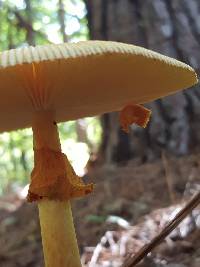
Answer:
[122,190,200,267]
[162,151,176,204]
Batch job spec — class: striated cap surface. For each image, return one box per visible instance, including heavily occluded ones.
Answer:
[0,41,198,132]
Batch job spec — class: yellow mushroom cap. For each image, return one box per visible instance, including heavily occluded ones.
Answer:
[0,41,198,132]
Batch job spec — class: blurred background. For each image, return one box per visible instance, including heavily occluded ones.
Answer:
[0,1,199,267]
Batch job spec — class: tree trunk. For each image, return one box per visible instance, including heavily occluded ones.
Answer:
[58,0,68,42]
[25,0,35,46]
[85,0,200,163]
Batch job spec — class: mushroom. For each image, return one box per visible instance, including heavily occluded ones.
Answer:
[0,41,197,267]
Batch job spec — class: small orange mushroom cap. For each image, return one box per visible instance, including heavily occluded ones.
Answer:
[120,104,151,133]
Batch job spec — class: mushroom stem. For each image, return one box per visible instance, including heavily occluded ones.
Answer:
[38,200,81,267]
[32,110,81,267]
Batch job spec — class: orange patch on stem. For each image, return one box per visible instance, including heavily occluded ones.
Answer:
[119,104,151,133]
[27,147,93,202]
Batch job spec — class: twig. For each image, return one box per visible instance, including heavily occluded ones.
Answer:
[121,190,200,267]
[162,151,176,203]
[89,236,107,267]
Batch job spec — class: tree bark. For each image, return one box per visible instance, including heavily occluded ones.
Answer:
[85,0,200,163]
[58,0,68,42]
[25,0,35,46]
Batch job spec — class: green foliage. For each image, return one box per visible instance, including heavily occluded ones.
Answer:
[0,0,89,49]
[0,0,102,194]
[85,215,107,224]
[0,129,33,194]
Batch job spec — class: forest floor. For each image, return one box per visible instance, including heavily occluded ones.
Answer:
[0,153,199,267]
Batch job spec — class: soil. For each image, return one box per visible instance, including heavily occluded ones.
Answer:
[0,153,199,267]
